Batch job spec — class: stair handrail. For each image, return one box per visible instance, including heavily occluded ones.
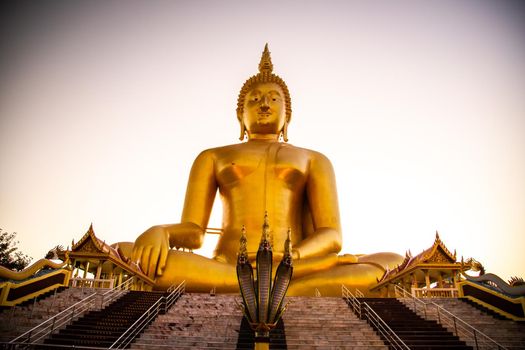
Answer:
[361,302,411,350]
[394,284,428,318]
[109,297,164,349]
[342,284,361,318]
[99,276,134,308]
[164,280,186,312]
[10,276,134,345]
[166,280,179,293]
[342,284,409,350]
[394,285,507,350]
[9,291,98,345]
[109,280,186,349]
[429,302,507,350]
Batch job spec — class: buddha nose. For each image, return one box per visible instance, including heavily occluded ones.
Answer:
[260,105,270,112]
[260,95,270,111]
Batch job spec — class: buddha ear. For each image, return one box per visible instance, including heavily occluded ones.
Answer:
[281,120,289,142]
[238,112,246,141]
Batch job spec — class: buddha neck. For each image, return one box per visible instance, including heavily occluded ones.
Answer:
[247,133,280,142]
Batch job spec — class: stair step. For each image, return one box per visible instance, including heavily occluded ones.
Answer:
[130,294,389,350]
[360,298,473,349]
[42,290,165,348]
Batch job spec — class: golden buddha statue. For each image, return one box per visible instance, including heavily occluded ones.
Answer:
[130,45,403,296]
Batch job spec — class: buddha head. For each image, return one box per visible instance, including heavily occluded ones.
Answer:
[237,44,292,141]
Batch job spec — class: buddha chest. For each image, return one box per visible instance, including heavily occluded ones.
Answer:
[215,142,309,190]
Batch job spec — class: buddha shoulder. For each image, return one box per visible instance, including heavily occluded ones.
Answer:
[191,143,333,173]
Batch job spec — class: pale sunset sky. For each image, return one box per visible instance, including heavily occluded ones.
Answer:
[1,1,524,281]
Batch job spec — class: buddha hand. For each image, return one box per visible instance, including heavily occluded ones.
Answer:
[132,222,205,279]
[132,225,170,279]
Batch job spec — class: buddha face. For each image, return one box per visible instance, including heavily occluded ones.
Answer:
[242,82,287,137]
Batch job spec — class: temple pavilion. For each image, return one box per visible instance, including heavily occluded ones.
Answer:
[65,224,154,291]
[371,232,468,298]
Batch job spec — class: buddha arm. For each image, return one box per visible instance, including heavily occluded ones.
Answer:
[293,152,342,259]
[132,150,216,278]
[169,149,217,249]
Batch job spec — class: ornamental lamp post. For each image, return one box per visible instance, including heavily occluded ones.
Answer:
[237,213,293,350]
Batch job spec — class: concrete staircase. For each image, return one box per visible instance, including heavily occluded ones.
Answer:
[416,298,525,350]
[42,290,165,348]
[282,296,388,350]
[0,287,95,342]
[131,293,388,350]
[361,298,472,349]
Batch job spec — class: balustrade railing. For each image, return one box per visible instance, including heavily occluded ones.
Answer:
[411,287,459,298]
[394,285,507,350]
[70,277,114,289]
[342,285,409,350]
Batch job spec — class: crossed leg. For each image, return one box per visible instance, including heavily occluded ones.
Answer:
[153,250,404,296]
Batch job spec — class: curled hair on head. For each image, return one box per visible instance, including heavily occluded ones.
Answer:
[236,44,292,141]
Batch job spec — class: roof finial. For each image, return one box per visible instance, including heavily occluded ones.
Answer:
[258,43,273,74]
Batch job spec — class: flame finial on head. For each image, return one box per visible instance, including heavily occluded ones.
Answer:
[258,43,273,74]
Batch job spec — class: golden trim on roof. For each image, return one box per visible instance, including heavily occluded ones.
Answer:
[71,224,120,260]
[420,231,456,263]
[376,231,461,285]
[68,224,155,286]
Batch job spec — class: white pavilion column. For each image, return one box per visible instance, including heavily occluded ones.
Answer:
[452,270,459,288]
[437,272,444,288]
[95,261,102,280]
[83,262,90,279]
[424,269,431,289]
[117,271,123,288]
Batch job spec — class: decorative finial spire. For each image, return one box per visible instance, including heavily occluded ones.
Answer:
[238,225,249,264]
[259,212,272,252]
[284,228,292,256]
[262,211,270,242]
[282,228,293,267]
[258,43,273,74]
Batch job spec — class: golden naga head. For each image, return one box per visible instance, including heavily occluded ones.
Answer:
[237,44,292,141]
